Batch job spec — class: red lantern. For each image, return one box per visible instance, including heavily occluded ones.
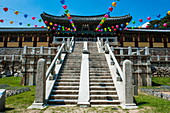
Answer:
[139,19,143,22]
[68,17,72,19]
[0,19,4,23]
[44,21,48,24]
[3,7,8,12]
[63,5,67,9]
[32,17,36,20]
[114,29,117,31]
[111,26,115,29]
[146,25,149,28]
[109,7,113,12]
[41,26,45,28]
[14,11,19,15]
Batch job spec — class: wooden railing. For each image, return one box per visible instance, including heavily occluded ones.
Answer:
[0,55,22,61]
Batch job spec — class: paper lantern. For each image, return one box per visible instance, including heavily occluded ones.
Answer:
[27,24,30,26]
[49,22,53,25]
[68,17,72,19]
[14,11,19,15]
[114,29,117,31]
[157,14,161,18]
[109,7,113,12]
[125,28,128,30]
[138,26,141,29]
[67,13,70,17]
[163,23,167,27]
[104,14,109,18]
[139,19,143,22]
[41,26,45,28]
[65,10,69,14]
[168,11,170,15]
[38,19,42,22]
[47,26,50,29]
[60,0,65,4]
[3,7,8,12]
[112,2,117,7]
[24,14,28,18]
[0,20,4,23]
[132,21,136,24]
[111,26,115,29]
[116,25,119,28]
[119,28,123,31]
[32,17,36,20]
[106,11,110,15]
[63,5,67,9]
[19,22,22,25]
[52,27,56,30]
[147,17,151,20]
[154,24,158,28]
[146,25,149,28]
[44,21,48,24]
[54,24,58,26]
[126,22,129,26]
[34,25,38,27]
[10,21,14,24]
[120,24,124,27]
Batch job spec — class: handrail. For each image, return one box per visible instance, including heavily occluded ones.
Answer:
[46,43,65,79]
[106,43,123,79]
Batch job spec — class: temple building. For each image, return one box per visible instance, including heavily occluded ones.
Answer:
[0,13,170,48]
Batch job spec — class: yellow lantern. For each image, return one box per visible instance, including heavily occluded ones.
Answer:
[112,2,116,7]
[138,26,141,29]
[109,29,112,32]
[47,26,50,29]
[67,13,70,17]
[10,21,13,24]
[126,22,129,26]
[167,11,170,15]
[49,22,53,25]
[14,11,19,15]
[101,20,105,23]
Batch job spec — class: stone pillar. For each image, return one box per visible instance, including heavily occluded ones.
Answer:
[145,47,149,55]
[23,46,27,54]
[121,60,138,109]
[128,47,132,55]
[40,46,44,55]
[0,89,6,112]
[120,48,123,55]
[28,58,46,109]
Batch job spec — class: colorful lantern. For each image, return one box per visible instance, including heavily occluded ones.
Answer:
[63,5,67,9]
[111,26,115,29]
[3,7,8,12]
[54,24,58,26]
[147,17,151,20]
[32,17,36,20]
[154,24,158,28]
[126,22,129,26]
[168,11,170,15]
[116,25,119,28]
[10,21,14,24]
[34,25,38,27]
[109,7,113,12]
[163,23,167,27]
[132,21,136,24]
[112,2,117,7]
[146,25,149,28]
[139,19,143,22]
[47,26,50,29]
[38,19,42,22]
[49,22,53,25]
[60,0,65,4]
[41,26,45,28]
[14,11,19,15]
[0,20,4,23]
[104,14,109,18]
[67,13,70,17]
[138,26,141,29]
[27,24,30,26]
[65,10,69,14]
[125,27,128,30]
[24,14,28,18]
[157,14,161,18]
[44,21,48,24]
[19,22,22,25]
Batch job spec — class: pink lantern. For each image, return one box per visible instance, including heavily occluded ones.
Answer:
[32,17,36,20]
[124,28,128,30]
[34,25,38,27]
[63,5,67,9]
[163,23,167,27]
[104,14,109,18]
[52,27,56,30]
[116,25,119,28]
[54,24,58,26]
[147,17,151,20]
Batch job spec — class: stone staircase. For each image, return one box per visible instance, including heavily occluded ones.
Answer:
[48,42,83,105]
[89,42,120,106]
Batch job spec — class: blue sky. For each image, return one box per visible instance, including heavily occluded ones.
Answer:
[0,0,170,27]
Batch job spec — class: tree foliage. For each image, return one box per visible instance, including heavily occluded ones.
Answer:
[149,14,170,28]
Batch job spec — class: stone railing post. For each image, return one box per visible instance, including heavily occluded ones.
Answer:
[67,38,70,52]
[121,60,138,109]
[120,48,123,55]
[128,47,132,55]
[145,47,149,55]
[0,89,6,112]
[40,46,44,55]
[23,46,27,54]
[105,41,109,54]
[28,58,46,109]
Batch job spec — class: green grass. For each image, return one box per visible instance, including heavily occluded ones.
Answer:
[152,77,170,86]
[135,93,170,113]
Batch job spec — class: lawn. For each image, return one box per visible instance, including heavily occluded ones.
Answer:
[152,77,170,86]
[0,76,170,113]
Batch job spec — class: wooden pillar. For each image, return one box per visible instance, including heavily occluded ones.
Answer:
[163,34,167,48]
[120,34,124,47]
[4,36,7,47]
[33,36,37,47]
[19,36,22,47]
[134,35,138,47]
[149,34,153,48]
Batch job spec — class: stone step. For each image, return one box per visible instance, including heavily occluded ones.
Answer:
[53,86,79,90]
[89,73,111,76]
[55,82,79,86]
[90,76,112,79]
[90,82,114,86]
[60,70,81,73]
[90,95,119,100]
[90,100,120,105]
[90,90,117,95]
[89,65,109,68]
[90,79,113,82]
[89,70,110,73]
[61,67,81,70]
[62,63,81,66]
[51,90,79,95]
[57,76,80,79]
[62,65,81,68]
[90,68,110,71]
[50,95,78,99]
[56,79,80,82]
[58,73,80,76]
[48,99,77,105]
[90,86,116,90]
